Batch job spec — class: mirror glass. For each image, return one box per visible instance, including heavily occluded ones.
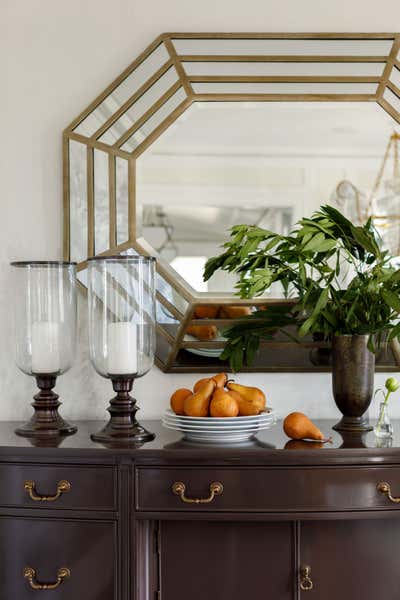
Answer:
[99,67,180,146]
[116,157,129,244]
[183,61,385,77]
[69,140,88,263]
[74,43,170,138]
[136,101,398,295]
[94,150,109,254]
[171,38,393,56]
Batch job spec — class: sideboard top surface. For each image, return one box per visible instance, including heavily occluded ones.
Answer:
[0,420,400,466]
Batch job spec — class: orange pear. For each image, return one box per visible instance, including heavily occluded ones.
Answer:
[184,380,216,417]
[283,412,324,441]
[226,382,266,415]
[218,305,252,318]
[210,388,239,418]
[193,377,211,393]
[187,325,218,340]
[194,305,220,319]
[170,388,192,415]
[226,388,247,408]
[212,372,228,388]
[193,373,227,393]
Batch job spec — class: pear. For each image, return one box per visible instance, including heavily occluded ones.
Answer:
[194,305,220,319]
[218,305,252,318]
[193,377,211,393]
[226,382,266,416]
[193,373,227,393]
[226,389,247,408]
[283,412,324,441]
[184,380,216,417]
[187,325,218,340]
[212,372,228,388]
[170,388,192,415]
[210,388,239,418]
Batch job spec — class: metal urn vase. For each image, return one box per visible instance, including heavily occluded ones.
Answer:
[332,335,375,432]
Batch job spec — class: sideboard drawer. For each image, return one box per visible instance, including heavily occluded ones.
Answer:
[0,517,116,599]
[136,466,400,513]
[0,464,116,510]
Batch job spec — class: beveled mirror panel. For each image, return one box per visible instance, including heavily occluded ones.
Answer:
[64,33,400,372]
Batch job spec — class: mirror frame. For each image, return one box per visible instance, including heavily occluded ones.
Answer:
[63,32,400,372]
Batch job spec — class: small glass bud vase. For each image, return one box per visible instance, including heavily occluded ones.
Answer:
[10,261,77,438]
[374,402,393,439]
[87,255,156,444]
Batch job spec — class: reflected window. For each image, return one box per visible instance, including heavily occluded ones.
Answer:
[171,257,208,292]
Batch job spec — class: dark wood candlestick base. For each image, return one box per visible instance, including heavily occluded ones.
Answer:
[15,375,77,439]
[91,378,155,444]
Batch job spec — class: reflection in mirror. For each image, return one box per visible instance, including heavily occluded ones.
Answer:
[136,102,398,295]
[116,158,129,244]
[69,141,87,263]
[94,150,109,254]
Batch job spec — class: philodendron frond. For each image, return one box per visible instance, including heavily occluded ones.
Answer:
[204,205,400,372]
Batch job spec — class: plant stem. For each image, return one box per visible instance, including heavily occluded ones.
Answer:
[376,390,391,432]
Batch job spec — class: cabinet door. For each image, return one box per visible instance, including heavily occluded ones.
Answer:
[0,517,116,599]
[300,519,400,599]
[160,520,294,600]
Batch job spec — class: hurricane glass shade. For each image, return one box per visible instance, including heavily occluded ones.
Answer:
[10,261,77,439]
[11,262,77,376]
[87,256,156,379]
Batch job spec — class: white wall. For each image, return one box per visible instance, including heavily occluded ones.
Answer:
[2,0,400,423]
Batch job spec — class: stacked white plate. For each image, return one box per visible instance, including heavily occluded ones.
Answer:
[162,408,276,443]
[183,333,226,358]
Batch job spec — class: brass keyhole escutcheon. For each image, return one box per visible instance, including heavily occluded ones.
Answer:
[300,565,313,591]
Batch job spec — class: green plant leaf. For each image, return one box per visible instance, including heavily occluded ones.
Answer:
[382,289,400,313]
[298,314,316,337]
[245,335,260,366]
[316,239,337,253]
[351,226,380,257]
[230,345,244,372]
[302,232,325,252]
[388,322,400,341]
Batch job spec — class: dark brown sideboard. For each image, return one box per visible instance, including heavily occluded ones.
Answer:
[2,420,400,599]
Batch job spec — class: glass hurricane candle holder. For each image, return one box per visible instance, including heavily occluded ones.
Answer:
[10,261,77,438]
[87,256,156,444]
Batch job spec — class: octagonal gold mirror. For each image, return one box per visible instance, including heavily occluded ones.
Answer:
[64,32,400,372]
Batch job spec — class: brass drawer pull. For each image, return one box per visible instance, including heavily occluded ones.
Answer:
[300,565,313,591]
[377,481,400,503]
[24,480,71,502]
[24,567,70,590]
[172,481,223,504]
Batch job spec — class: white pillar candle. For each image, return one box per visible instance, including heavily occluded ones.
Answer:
[107,322,138,375]
[31,321,61,374]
